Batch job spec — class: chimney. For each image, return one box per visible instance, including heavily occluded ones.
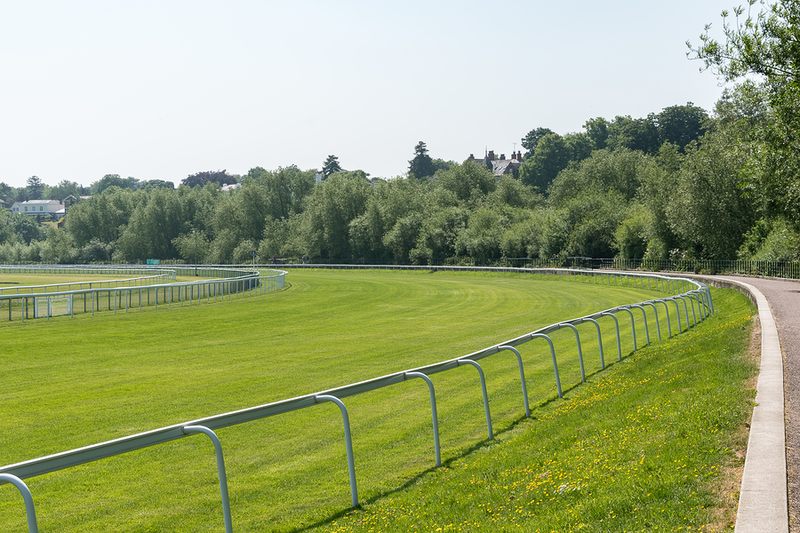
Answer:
[488,150,495,161]
[468,153,475,160]
[500,153,506,160]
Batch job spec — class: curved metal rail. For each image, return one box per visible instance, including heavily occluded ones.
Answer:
[0,267,712,529]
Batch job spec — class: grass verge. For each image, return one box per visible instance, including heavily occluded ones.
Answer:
[0,270,752,530]
[322,287,756,531]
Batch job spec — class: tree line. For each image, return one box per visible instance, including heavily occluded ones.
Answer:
[0,1,796,266]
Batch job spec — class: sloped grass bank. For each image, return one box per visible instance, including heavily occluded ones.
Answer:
[0,269,667,531]
[324,288,756,532]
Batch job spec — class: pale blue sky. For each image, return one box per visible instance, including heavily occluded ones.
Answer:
[0,1,735,187]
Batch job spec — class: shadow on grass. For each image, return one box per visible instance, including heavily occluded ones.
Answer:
[287,356,634,532]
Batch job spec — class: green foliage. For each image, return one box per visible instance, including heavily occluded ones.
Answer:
[38,227,77,263]
[655,103,709,150]
[321,154,342,179]
[435,162,496,204]
[668,128,756,259]
[561,190,626,258]
[692,0,800,225]
[303,173,371,260]
[615,204,655,260]
[521,126,555,157]
[8,62,798,266]
[408,141,435,180]
[24,176,44,201]
[45,180,86,201]
[180,170,236,188]
[519,133,572,192]
[90,174,140,194]
[117,189,184,260]
[584,117,610,149]
[173,230,210,263]
[455,207,507,263]
[65,188,140,246]
[607,115,661,154]
[549,148,652,203]
[738,217,800,260]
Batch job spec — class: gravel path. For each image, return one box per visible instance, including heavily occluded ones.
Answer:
[726,276,800,531]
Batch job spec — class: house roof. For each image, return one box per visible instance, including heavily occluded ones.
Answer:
[15,199,63,205]
[491,160,520,176]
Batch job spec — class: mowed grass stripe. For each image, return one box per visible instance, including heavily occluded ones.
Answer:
[322,288,755,531]
[0,269,705,531]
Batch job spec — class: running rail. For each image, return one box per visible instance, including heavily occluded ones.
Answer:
[0,267,712,532]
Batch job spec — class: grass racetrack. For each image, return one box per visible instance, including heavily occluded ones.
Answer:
[0,269,755,531]
[0,272,147,287]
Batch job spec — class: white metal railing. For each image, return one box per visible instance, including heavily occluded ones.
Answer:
[0,265,287,321]
[0,267,712,532]
[0,265,176,295]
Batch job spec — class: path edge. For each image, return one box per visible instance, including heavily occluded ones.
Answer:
[688,275,788,532]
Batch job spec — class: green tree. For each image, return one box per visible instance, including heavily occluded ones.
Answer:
[13,214,42,244]
[65,188,140,246]
[615,204,655,260]
[667,128,756,259]
[549,148,653,204]
[455,207,506,264]
[91,174,140,194]
[692,0,800,225]
[39,228,77,264]
[25,176,44,200]
[173,230,210,263]
[521,127,555,158]
[607,115,661,154]
[408,141,435,180]
[46,180,85,200]
[302,173,371,260]
[435,163,496,204]
[655,103,709,150]
[518,133,572,192]
[181,170,236,188]
[321,155,342,179]
[117,189,185,260]
[583,117,610,149]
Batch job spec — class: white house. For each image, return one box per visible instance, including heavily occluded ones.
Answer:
[11,199,65,219]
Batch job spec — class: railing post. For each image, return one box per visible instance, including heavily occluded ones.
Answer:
[695,291,710,319]
[706,286,715,315]
[686,294,698,325]
[456,359,493,439]
[528,333,562,398]
[678,296,693,328]
[642,302,662,341]
[599,312,622,361]
[0,474,39,533]
[558,323,585,382]
[404,372,441,466]
[315,395,359,507]
[618,308,637,351]
[657,300,673,337]
[497,345,530,417]
[630,304,650,345]
[583,318,605,369]
[669,298,683,332]
[182,425,233,533]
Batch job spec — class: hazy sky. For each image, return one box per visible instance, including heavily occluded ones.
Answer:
[0,1,735,187]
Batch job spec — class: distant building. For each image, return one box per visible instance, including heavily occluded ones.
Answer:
[466,150,523,178]
[11,199,65,219]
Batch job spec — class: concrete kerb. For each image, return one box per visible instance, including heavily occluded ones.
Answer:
[664,273,788,533]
